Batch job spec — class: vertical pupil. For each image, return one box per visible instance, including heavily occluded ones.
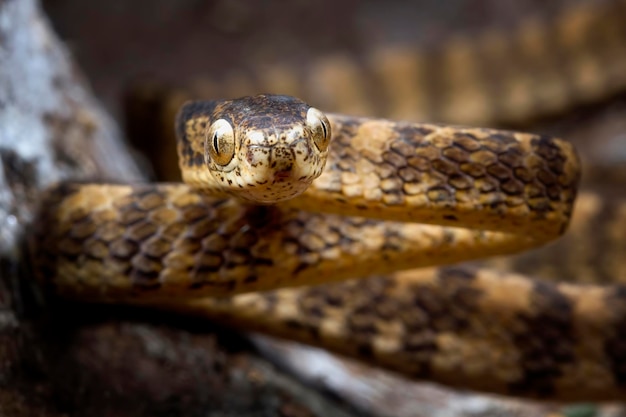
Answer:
[213,132,219,153]
[321,121,327,138]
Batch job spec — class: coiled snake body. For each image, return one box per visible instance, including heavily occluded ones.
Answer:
[30,93,616,402]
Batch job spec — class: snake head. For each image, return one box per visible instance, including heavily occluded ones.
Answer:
[177,94,331,204]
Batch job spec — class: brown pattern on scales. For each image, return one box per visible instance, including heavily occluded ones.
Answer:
[285,114,579,240]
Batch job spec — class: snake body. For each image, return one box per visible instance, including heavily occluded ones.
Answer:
[29,93,615,402]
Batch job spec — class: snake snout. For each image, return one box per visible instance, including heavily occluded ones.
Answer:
[237,130,322,203]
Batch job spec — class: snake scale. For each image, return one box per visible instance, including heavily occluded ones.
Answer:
[29,0,626,405]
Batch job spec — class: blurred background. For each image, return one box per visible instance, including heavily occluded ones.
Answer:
[38,1,619,114]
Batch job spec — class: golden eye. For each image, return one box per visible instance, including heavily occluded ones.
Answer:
[306,107,331,152]
[206,119,235,166]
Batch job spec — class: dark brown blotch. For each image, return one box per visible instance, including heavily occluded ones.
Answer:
[497,147,523,168]
[390,139,416,157]
[383,149,408,168]
[201,234,228,253]
[186,217,220,239]
[58,236,84,258]
[233,228,260,249]
[486,163,511,180]
[396,125,433,143]
[451,132,482,152]
[513,166,534,183]
[460,162,486,178]
[483,132,517,150]
[536,169,557,186]
[195,253,224,272]
[531,136,561,161]
[407,155,431,172]
[431,158,458,176]
[500,179,524,195]
[442,146,469,163]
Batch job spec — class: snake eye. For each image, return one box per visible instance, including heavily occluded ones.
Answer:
[206,119,235,166]
[306,107,331,152]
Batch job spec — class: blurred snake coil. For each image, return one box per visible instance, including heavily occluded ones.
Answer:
[31,0,626,403]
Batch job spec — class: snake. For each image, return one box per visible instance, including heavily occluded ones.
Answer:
[29,92,603,402]
[28,0,626,406]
